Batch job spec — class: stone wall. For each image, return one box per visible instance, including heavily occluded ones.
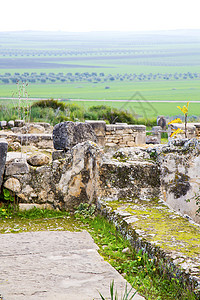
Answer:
[85,121,146,147]
[3,141,101,211]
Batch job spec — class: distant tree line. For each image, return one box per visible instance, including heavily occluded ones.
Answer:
[0,49,136,57]
[0,71,199,85]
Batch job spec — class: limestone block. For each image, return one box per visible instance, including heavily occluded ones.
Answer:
[96,136,105,147]
[115,130,124,135]
[27,153,50,166]
[7,120,14,128]
[14,120,25,127]
[19,203,53,210]
[38,190,48,203]
[146,136,160,144]
[0,139,8,189]
[4,177,21,193]
[105,142,117,147]
[126,141,136,147]
[106,124,128,131]
[113,139,120,144]
[112,135,121,140]
[128,125,146,132]
[124,129,133,134]
[53,121,97,150]
[85,120,106,137]
[0,121,7,129]
[8,141,21,152]
[24,124,46,134]
[5,158,29,176]
[135,133,146,145]
[123,135,132,142]
[52,150,69,161]
[35,122,53,133]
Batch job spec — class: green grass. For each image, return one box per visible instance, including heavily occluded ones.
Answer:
[0,98,199,119]
[73,101,200,118]
[1,80,200,101]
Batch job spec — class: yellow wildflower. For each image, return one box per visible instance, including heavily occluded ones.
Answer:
[170,128,184,138]
[168,118,182,125]
[138,256,142,262]
[177,102,189,115]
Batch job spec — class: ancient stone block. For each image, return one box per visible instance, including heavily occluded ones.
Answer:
[53,121,97,150]
[126,141,136,147]
[8,141,21,152]
[52,150,69,161]
[105,142,117,147]
[14,120,25,127]
[7,120,14,128]
[0,139,8,189]
[85,120,106,137]
[19,203,52,210]
[5,158,29,176]
[4,177,21,193]
[0,121,7,129]
[146,136,160,144]
[27,153,50,166]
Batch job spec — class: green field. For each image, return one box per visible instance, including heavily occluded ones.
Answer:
[1,80,200,101]
[1,30,200,117]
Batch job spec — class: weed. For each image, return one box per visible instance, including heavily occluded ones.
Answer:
[0,189,16,219]
[74,203,96,219]
[99,280,137,300]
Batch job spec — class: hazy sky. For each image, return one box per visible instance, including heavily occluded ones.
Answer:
[1,0,200,32]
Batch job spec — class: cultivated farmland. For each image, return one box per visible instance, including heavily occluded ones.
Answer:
[0,30,200,118]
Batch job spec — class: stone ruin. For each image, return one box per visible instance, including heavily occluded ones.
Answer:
[0,120,200,295]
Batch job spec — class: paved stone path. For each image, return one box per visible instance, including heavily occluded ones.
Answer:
[0,231,144,300]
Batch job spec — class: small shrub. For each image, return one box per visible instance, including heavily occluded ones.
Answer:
[31,99,66,111]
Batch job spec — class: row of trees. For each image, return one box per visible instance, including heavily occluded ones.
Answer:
[0,72,199,84]
[0,49,136,57]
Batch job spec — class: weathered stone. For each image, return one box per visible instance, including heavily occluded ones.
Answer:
[146,135,160,144]
[8,141,21,152]
[35,122,53,133]
[52,150,70,161]
[157,116,166,129]
[53,121,97,150]
[85,120,106,146]
[85,120,106,137]
[7,120,14,128]
[12,124,46,134]
[126,141,136,147]
[98,198,200,296]
[27,153,50,166]
[105,142,117,147]
[19,203,53,210]
[0,139,8,189]
[14,120,25,127]
[5,158,29,176]
[13,134,53,149]
[4,177,21,193]
[0,121,7,129]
